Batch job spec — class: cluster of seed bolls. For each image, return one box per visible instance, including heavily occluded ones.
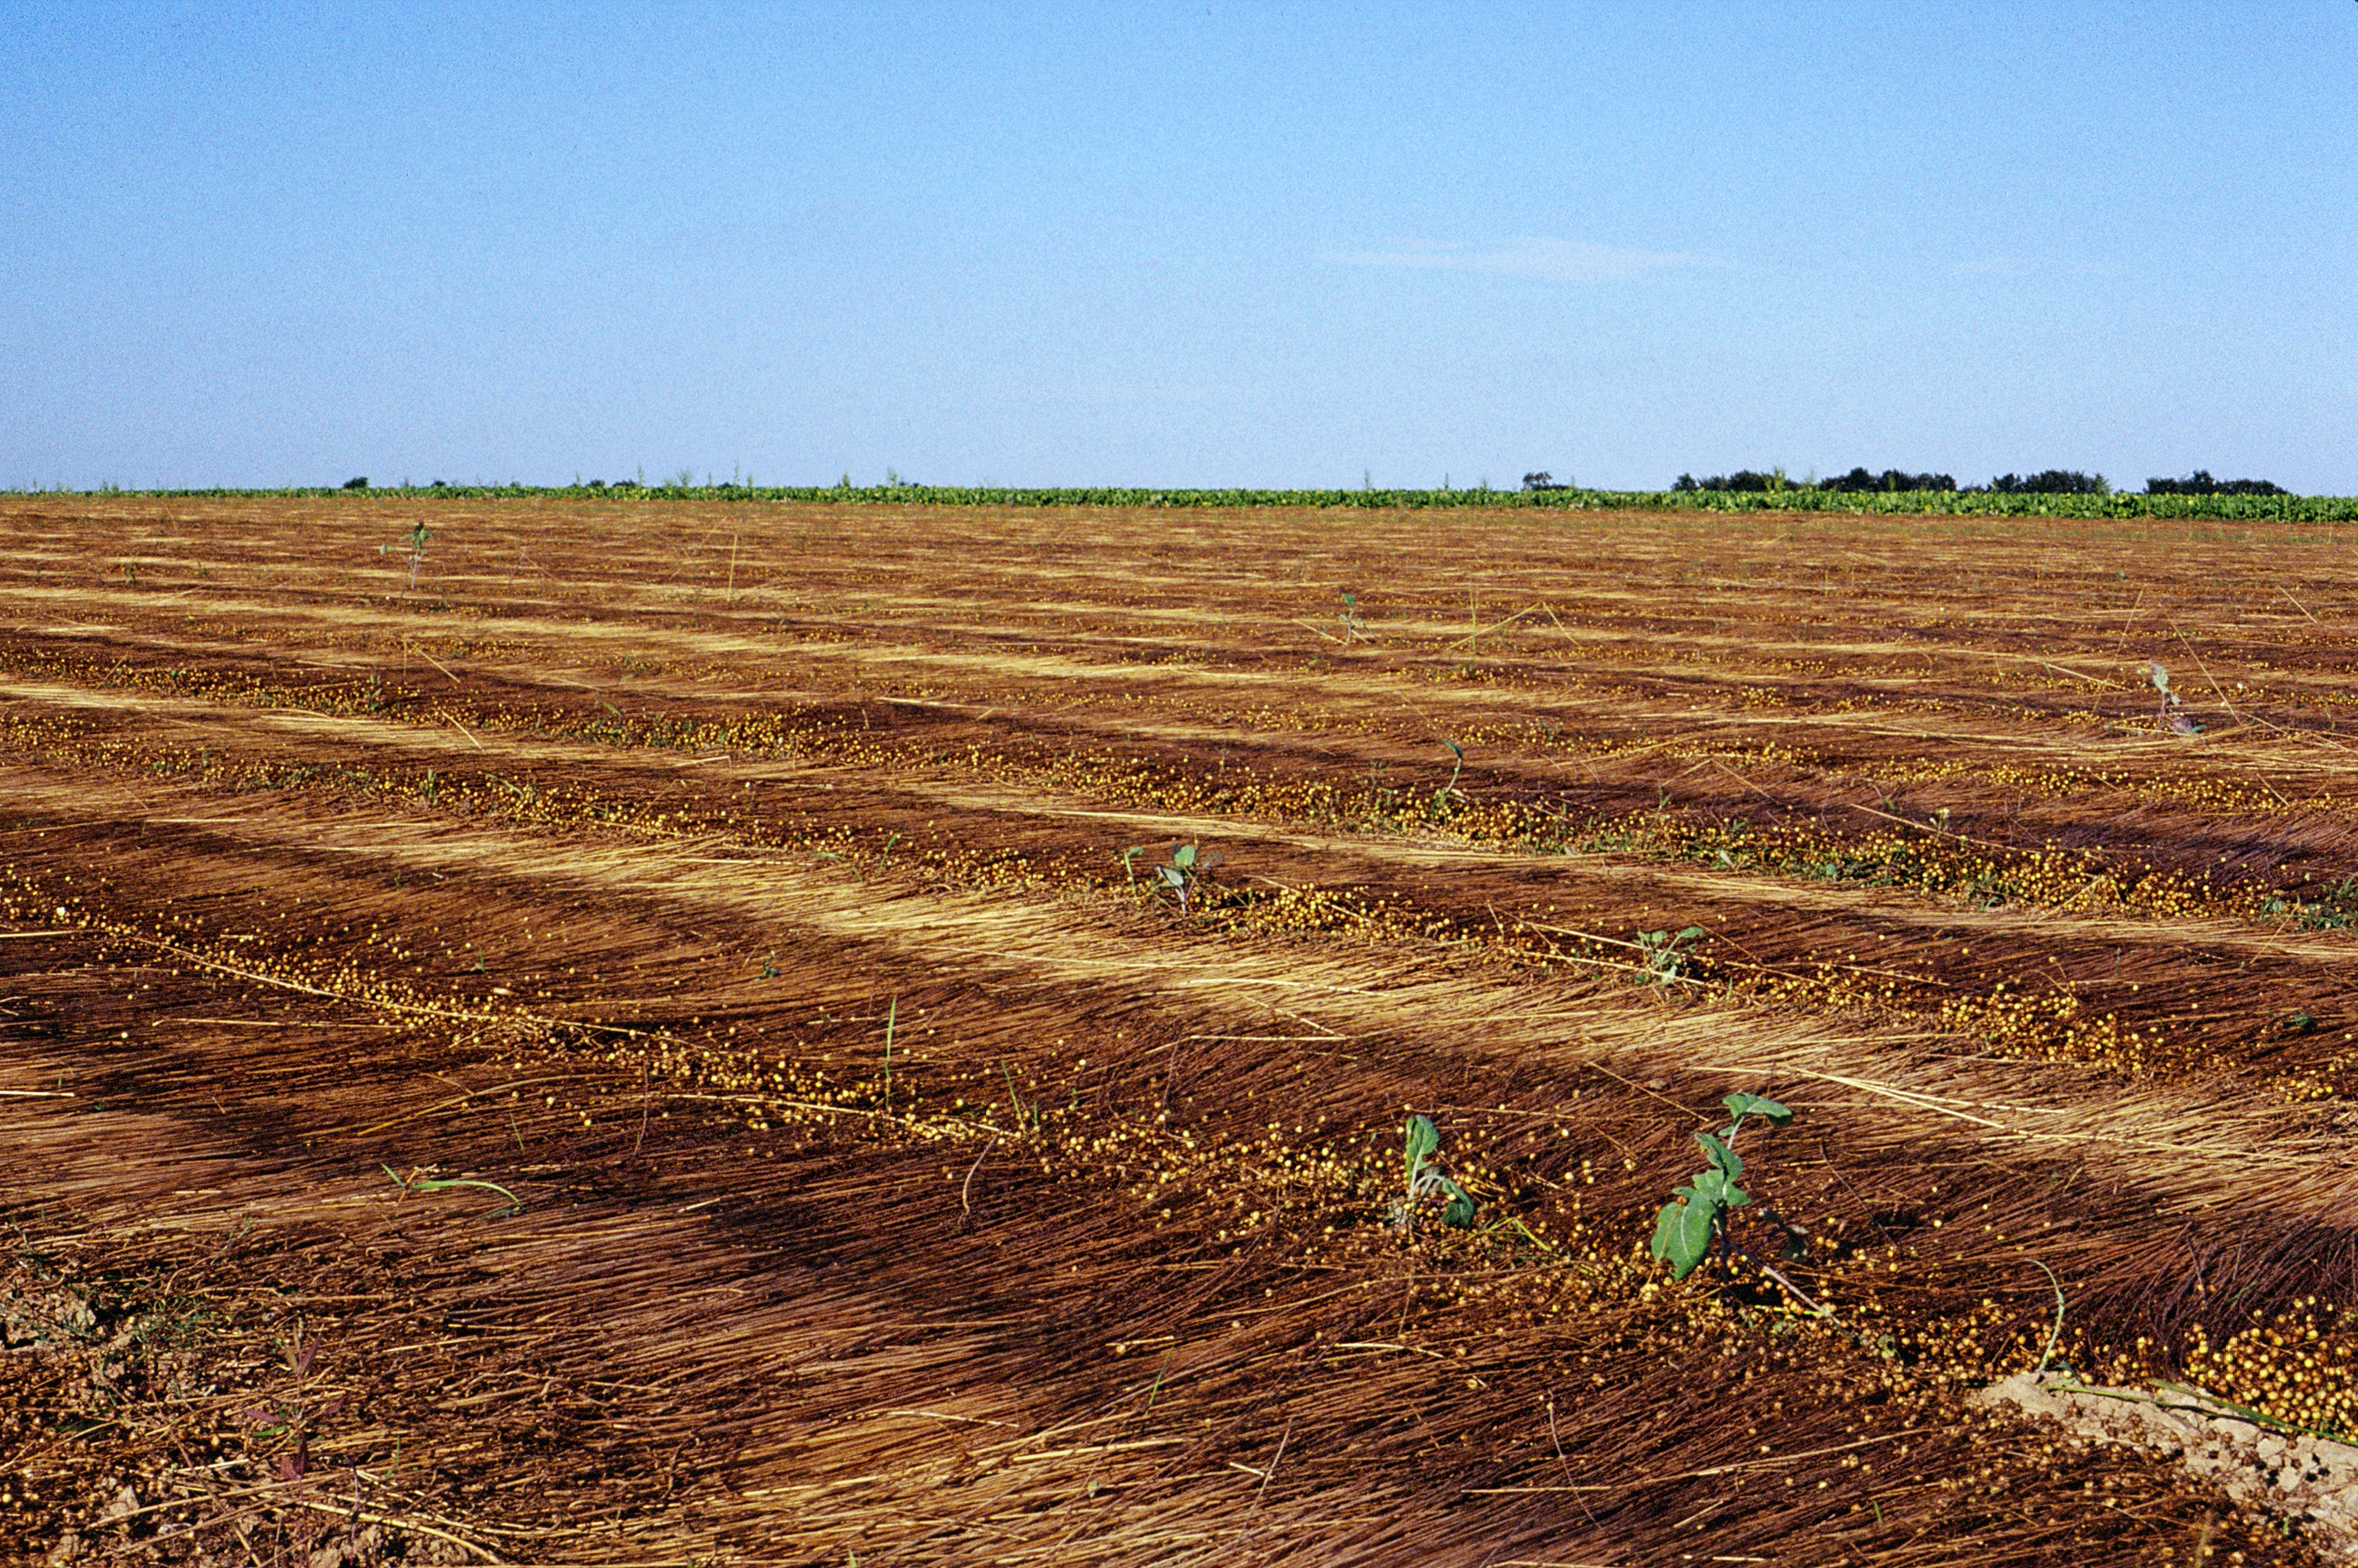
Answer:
[2184,1302,2358,1438]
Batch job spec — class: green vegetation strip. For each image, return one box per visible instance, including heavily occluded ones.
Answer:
[15,482,2358,520]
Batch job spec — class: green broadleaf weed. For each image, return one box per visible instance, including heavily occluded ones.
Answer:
[1648,1092,1821,1314]
[1392,1112,1475,1234]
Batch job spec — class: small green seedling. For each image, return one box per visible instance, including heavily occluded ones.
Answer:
[1430,738,1466,819]
[378,520,434,592]
[1134,841,1221,915]
[1634,925,1706,984]
[1001,1061,1041,1135]
[383,1164,520,1217]
[1650,1092,1817,1314]
[1392,1113,1475,1233]
[2146,661,2201,737]
[1336,590,1370,643]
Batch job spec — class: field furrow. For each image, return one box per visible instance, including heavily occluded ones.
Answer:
[6,497,2357,1565]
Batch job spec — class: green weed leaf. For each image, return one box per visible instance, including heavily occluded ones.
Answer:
[383,1164,520,1215]
[1651,1196,1717,1278]
[1404,1113,1440,1177]
[1437,1175,1476,1228]
[1695,1131,1741,1181]
[1722,1092,1791,1125]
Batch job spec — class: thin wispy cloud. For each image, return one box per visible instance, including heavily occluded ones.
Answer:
[1328,237,1720,283]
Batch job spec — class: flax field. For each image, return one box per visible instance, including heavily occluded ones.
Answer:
[7,493,2358,1566]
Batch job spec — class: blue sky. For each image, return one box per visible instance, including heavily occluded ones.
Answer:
[4,2,2353,492]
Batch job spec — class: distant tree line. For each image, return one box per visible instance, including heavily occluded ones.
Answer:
[1672,470,1766,492]
[1820,467,1957,492]
[2145,470,2287,496]
[1986,471,2107,495]
[1672,468,1959,493]
[1664,466,2288,496]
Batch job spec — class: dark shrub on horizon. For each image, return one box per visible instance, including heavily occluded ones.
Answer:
[1669,468,1957,492]
[1985,470,2109,495]
[2147,470,2288,496]
[1672,470,1783,491]
[1819,467,1957,492]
